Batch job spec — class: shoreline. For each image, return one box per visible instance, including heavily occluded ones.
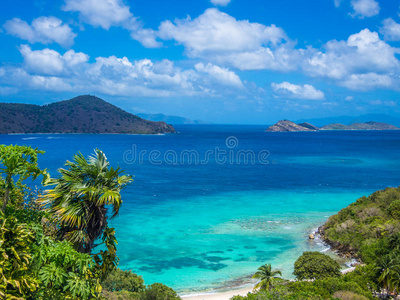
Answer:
[180,285,254,300]
[179,267,357,300]
[179,226,357,300]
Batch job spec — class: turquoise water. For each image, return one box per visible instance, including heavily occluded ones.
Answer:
[2,125,400,292]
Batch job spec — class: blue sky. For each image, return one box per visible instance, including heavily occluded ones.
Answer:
[0,0,399,124]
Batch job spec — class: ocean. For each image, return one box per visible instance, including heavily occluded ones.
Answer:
[2,125,400,293]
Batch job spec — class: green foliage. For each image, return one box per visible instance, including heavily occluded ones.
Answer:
[102,290,137,300]
[0,144,47,211]
[101,268,145,293]
[332,291,368,300]
[40,149,133,279]
[0,213,39,299]
[139,283,181,300]
[388,199,400,219]
[34,239,101,299]
[321,187,400,263]
[252,263,282,291]
[230,271,374,300]
[375,251,400,294]
[1,208,101,299]
[293,252,341,280]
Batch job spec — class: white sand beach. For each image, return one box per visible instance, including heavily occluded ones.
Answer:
[180,286,254,300]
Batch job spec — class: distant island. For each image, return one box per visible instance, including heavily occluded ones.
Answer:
[0,95,175,134]
[266,120,399,132]
[296,114,400,127]
[137,113,209,125]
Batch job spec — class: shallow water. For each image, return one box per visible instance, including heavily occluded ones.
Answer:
[2,125,400,292]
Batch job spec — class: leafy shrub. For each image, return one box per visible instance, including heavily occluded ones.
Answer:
[388,199,400,219]
[139,283,181,300]
[332,291,368,300]
[293,252,341,280]
[0,214,39,299]
[0,209,101,300]
[102,268,145,293]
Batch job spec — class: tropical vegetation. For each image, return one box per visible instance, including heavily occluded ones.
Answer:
[0,145,181,299]
[252,263,282,291]
[233,187,400,299]
[293,251,341,280]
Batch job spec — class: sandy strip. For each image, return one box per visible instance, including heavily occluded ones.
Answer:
[180,286,254,300]
[180,266,356,300]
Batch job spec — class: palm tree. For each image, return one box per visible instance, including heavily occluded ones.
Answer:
[252,263,282,291]
[40,149,133,254]
[376,252,400,296]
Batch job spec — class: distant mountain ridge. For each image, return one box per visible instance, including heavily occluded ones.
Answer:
[321,121,399,131]
[0,95,175,134]
[266,120,399,132]
[296,114,400,127]
[137,113,209,125]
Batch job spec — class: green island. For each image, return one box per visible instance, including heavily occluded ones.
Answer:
[1,145,400,299]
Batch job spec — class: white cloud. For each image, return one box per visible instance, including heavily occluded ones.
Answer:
[3,16,76,47]
[62,0,161,47]
[157,8,295,71]
[350,0,380,18]
[130,29,162,48]
[63,0,132,29]
[271,82,325,100]
[195,63,243,88]
[158,9,288,56]
[210,0,231,6]
[155,9,399,92]
[380,18,400,41]
[19,45,88,76]
[0,47,248,98]
[302,29,399,81]
[340,73,392,90]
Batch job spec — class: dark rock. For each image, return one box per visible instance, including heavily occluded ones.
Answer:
[266,120,318,132]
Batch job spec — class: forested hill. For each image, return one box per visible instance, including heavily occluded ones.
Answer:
[0,95,175,134]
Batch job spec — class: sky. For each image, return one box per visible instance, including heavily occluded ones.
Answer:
[0,0,399,124]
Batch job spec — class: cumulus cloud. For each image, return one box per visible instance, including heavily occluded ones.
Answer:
[210,0,231,6]
[0,46,247,98]
[340,73,392,90]
[63,0,132,29]
[380,18,400,41]
[130,28,162,48]
[350,0,380,18]
[155,8,399,92]
[271,82,325,100]
[3,16,76,47]
[62,0,160,47]
[302,29,399,82]
[195,63,243,88]
[157,8,295,71]
[158,9,288,55]
[19,45,88,76]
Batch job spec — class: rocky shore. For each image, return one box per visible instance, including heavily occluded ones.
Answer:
[317,226,359,260]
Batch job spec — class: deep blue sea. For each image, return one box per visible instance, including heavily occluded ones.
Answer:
[2,125,400,293]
